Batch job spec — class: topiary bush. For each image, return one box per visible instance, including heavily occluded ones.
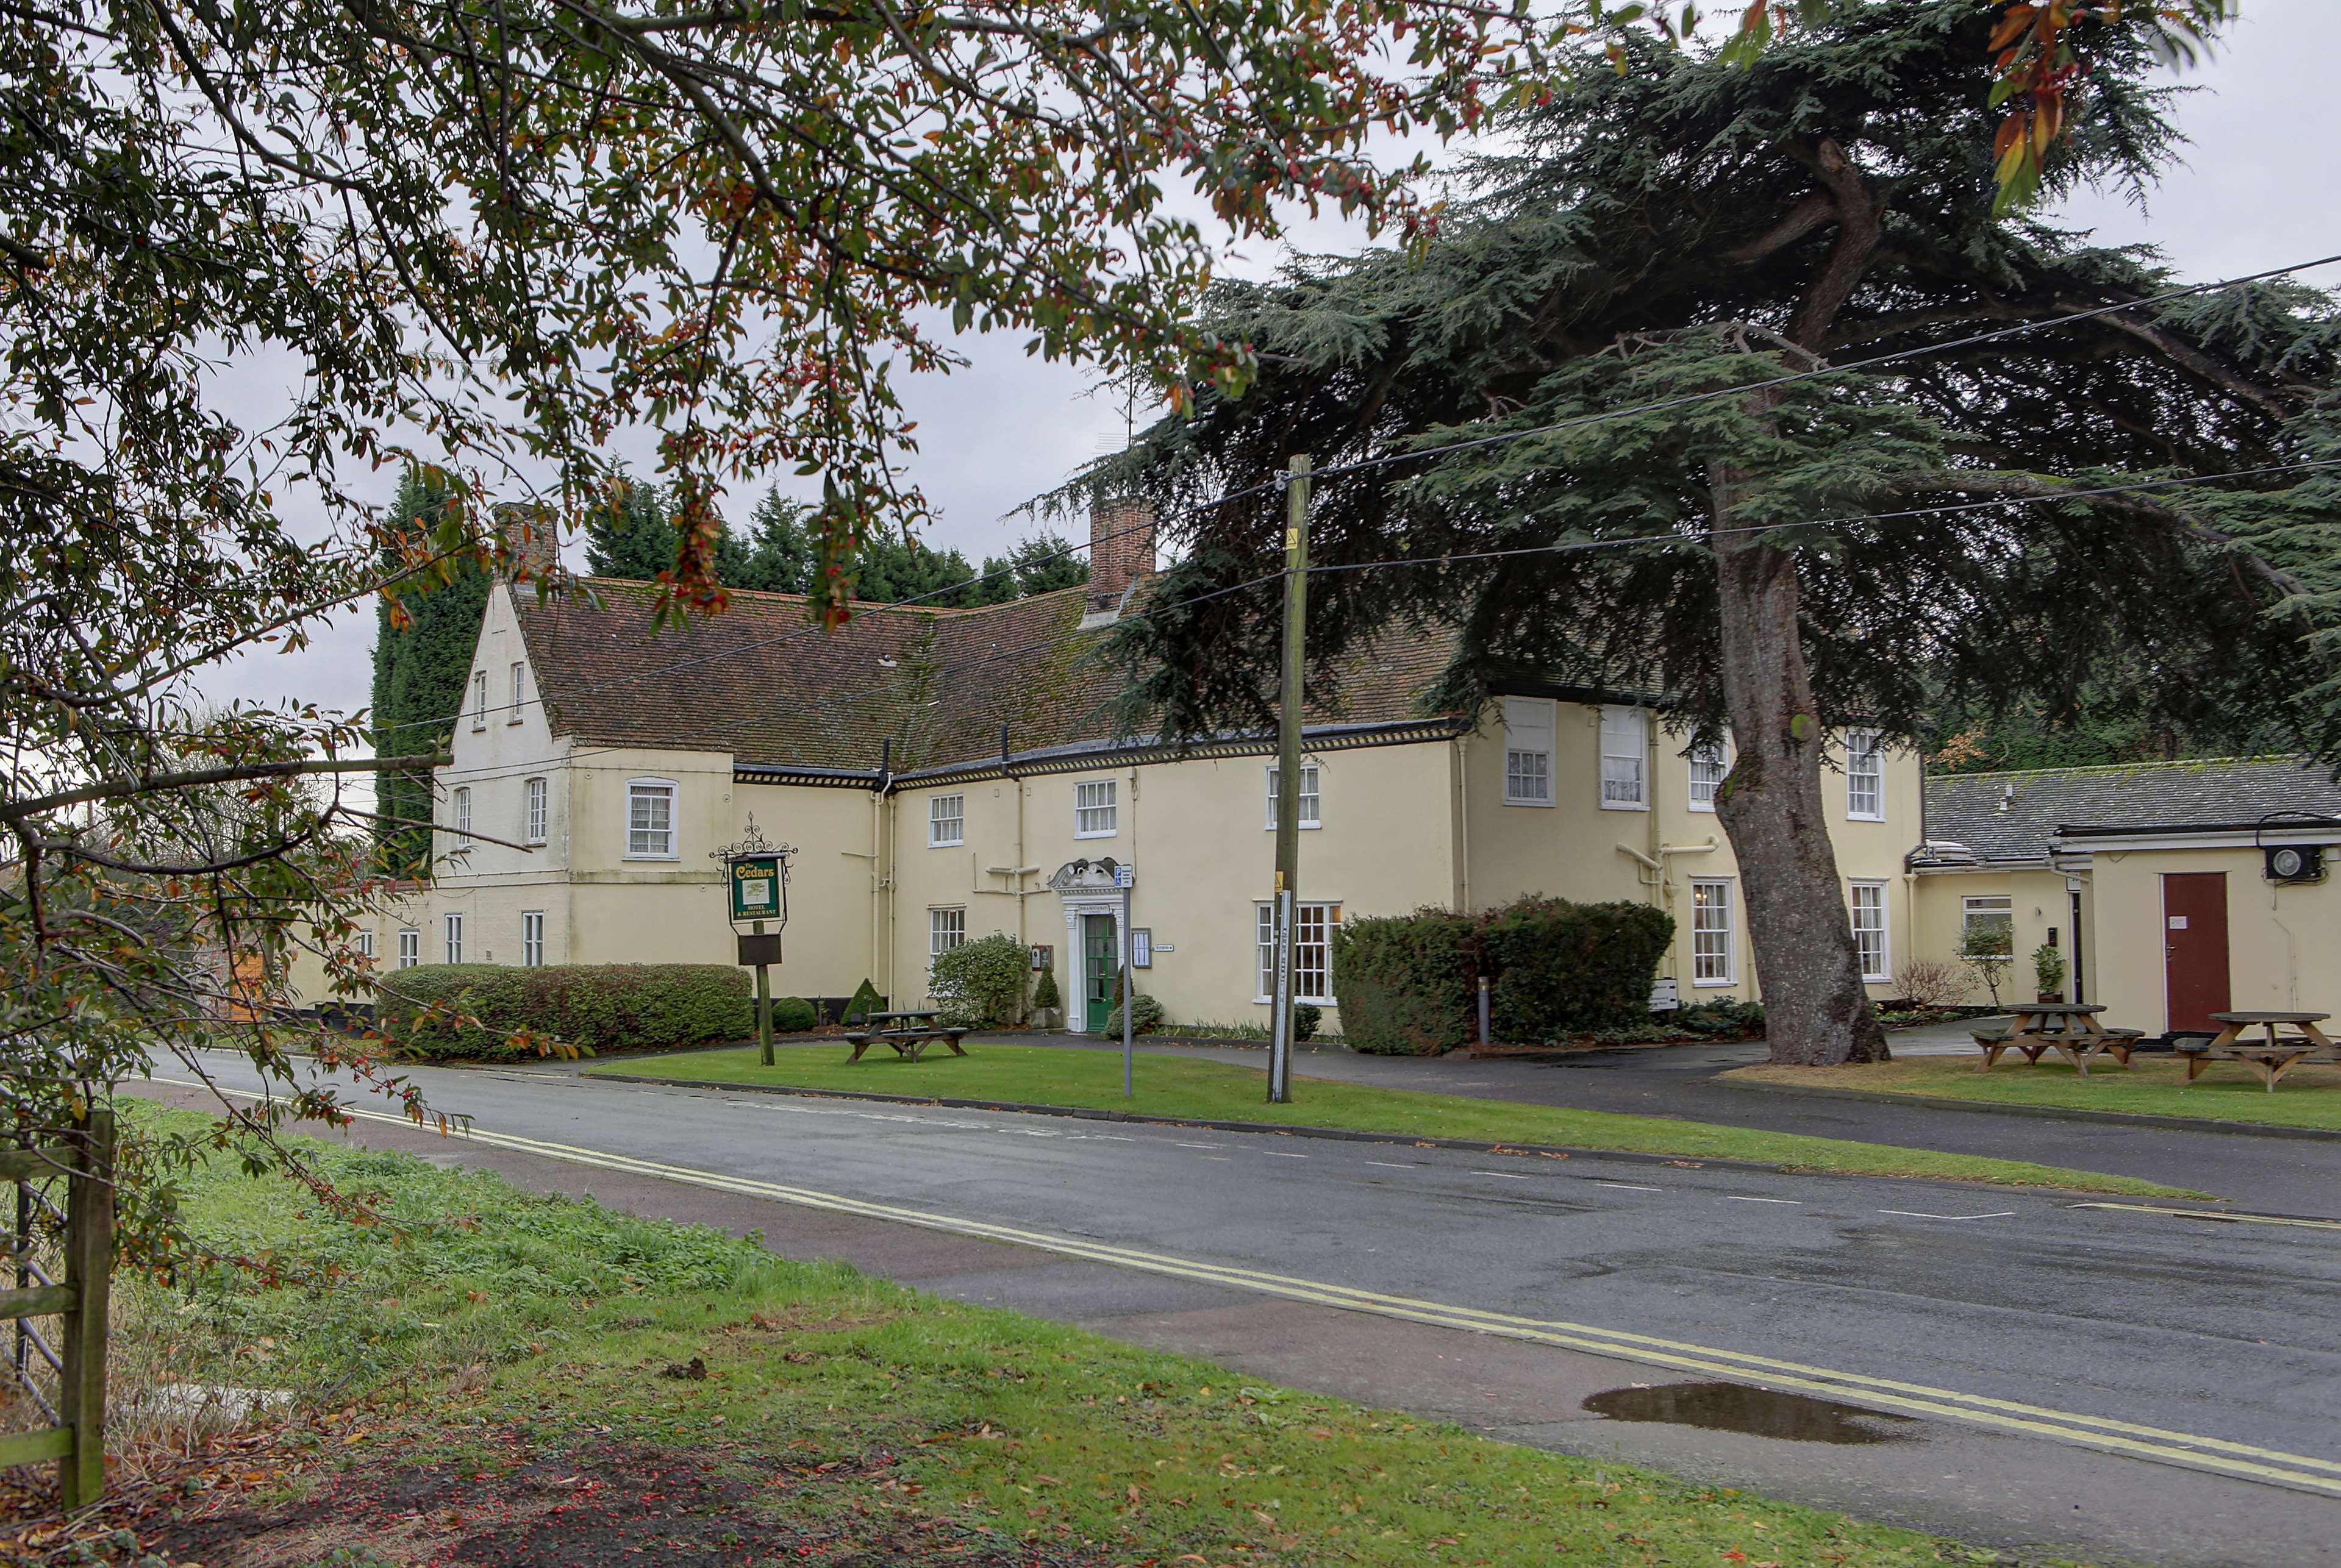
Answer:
[1031,962,1060,1013]
[1104,992,1163,1036]
[1480,897,1674,1040]
[765,996,820,1033]
[1293,1002,1322,1042]
[374,964,754,1060]
[927,932,1029,1027]
[1329,907,1482,1055]
[1332,897,1675,1053]
[844,978,886,1025]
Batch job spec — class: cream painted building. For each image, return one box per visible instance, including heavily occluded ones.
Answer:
[1907,759,2341,1035]
[327,513,1927,1035]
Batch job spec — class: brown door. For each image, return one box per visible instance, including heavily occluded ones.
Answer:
[2161,872,2231,1033]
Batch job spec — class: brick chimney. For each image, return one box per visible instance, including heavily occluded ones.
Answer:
[491,501,560,585]
[1088,494,1156,613]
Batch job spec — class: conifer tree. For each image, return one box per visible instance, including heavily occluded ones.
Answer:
[1096,4,2340,1065]
[370,472,487,876]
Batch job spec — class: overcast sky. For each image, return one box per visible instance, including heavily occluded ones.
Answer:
[200,1,2341,745]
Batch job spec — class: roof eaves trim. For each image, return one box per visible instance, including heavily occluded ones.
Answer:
[870,716,1471,791]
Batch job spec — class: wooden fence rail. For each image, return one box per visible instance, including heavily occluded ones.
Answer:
[1,1111,114,1509]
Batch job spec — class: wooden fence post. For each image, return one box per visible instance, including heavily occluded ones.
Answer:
[57,1111,112,1509]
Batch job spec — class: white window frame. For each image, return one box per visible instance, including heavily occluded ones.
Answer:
[1255,899,1340,1006]
[1074,779,1118,838]
[396,928,420,969]
[1846,729,1885,822]
[524,777,548,844]
[624,777,678,860]
[1687,733,1729,814]
[471,669,488,730]
[452,786,472,838]
[521,909,545,968]
[1961,895,2014,957]
[1599,704,1649,811]
[929,907,967,966]
[929,793,965,847]
[1689,877,1736,987]
[1501,696,1554,807]
[443,911,465,965]
[1264,761,1322,830]
[1850,881,1890,982]
[354,930,376,963]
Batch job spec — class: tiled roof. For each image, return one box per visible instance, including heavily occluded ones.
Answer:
[1920,757,2341,863]
[512,577,1468,776]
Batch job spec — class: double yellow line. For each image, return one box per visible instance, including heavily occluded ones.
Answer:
[165,1083,2341,1499]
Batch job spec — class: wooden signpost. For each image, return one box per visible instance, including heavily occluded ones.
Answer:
[714,817,795,1067]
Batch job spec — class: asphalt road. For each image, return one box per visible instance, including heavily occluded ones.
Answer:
[137,1050,2341,1567]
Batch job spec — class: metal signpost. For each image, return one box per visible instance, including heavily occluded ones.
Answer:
[1267,453,1311,1104]
[1115,860,1135,1099]
[713,817,793,1067]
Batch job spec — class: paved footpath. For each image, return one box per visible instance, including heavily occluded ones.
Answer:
[130,1046,2341,1567]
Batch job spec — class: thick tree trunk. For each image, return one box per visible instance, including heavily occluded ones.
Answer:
[1710,472,1891,1067]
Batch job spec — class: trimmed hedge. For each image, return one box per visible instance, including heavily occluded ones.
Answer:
[1332,898,1674,1055]
[1328,908,1482,1056]
[376,963,775,1060]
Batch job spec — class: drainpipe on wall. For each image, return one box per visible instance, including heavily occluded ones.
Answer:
[1453,735,1471,913]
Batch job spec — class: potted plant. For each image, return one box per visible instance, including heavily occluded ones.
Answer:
[2031,942,2067,1004]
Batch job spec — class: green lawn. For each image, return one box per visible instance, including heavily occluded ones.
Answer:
[109,1107,2021,1566]
[1728,1054,2341,1130]
[587,1041,2194,1196]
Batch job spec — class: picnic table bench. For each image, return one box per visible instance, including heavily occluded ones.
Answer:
[1970,1003,2146,1076]
[2177,1011,2336,1091]
[844,1009,970,1065]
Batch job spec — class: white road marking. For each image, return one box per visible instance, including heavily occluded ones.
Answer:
[1174,1141,1221,1149]
[1200,1156,1234,1163]
[1473,1171,1532,1180]
[1593,1182,1663,1192]
[1363,1161,1416,1170]
[1879,1210,2017,1221]
[2071,1203,2341,1233]
[1259,1151,1309,1160]
[1723,1196,1801,1205]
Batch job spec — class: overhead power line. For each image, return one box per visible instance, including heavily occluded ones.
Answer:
[374,247,2341,750]
[427,455,2340,793]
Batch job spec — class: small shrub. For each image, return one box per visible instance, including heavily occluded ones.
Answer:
[1964,925,2014,1007]
[1104,992,1164,1036]
[929,932,1029,1027]
[1031,963,1060,1013]
[763,996,818,1033]
[1674,997,1765,1037]
[845,978,886,1025]
[375,964,753,1059]
[1893,957,1968,1011]
[1293,1003,1322,1042]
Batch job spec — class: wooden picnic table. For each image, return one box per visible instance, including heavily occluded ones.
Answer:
[1970,1003,2145,1076]
[2181,1011,2336,1091]
[845,1009,970,1065]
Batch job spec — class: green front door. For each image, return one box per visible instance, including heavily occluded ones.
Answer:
[1083,914,1117,1032]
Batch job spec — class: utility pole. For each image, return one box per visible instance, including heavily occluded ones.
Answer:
[1268,454,1310,1104]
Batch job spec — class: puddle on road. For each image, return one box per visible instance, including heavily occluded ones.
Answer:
[1582,1381,1917,1444]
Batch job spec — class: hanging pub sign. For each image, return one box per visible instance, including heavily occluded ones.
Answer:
[728,853,785,925]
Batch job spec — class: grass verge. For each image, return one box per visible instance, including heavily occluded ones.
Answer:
[587,1043,2196,1196]
[1726,1055,2341,1130]
[62,1107,2012,1567]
